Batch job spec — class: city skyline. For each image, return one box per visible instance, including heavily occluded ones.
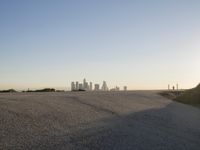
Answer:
[71,78,125,91]
[0,0,200,90]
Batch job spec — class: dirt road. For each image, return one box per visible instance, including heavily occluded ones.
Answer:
[0,91,200,150]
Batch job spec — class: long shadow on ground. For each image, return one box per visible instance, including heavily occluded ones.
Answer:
[2,102,199,150]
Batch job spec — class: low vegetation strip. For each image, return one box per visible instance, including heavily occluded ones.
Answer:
[160,84,200,107]
[0,89,16,93]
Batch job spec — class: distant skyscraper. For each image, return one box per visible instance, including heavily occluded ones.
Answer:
[101,81,109,91]
[94,84,100,91]
[85,82,89,91]
[71,78,125,92]
[89,82,93,91]
[76,81,79,90]
[83,78,87,90]
[71,82,75,91]
[79,83,83,90]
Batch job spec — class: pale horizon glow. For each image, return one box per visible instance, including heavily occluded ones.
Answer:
[0,0,200,90]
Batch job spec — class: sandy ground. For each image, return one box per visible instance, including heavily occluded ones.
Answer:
[0,91,200,150]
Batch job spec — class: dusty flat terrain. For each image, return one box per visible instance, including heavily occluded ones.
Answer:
[0,91,200,150]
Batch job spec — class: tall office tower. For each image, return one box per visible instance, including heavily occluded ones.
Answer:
[168,84,170,90]
[94,84,100,91]
[85,82,89,91]
[75,81,79,90]
[124,86,127,91]
[89,82,93,91]
[79,83,83,90]
[101,81,109,91]
[71,82,75,91]
[83,78,86,90]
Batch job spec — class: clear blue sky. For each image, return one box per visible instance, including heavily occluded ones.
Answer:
[0,0,200,90]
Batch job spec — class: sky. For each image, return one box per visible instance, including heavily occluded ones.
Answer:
[0,0,200,90]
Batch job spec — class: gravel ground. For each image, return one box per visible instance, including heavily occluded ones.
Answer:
[0,91,200,150]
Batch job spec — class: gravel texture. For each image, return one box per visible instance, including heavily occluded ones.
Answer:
[0,91,200,150]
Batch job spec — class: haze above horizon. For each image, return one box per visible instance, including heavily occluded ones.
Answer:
[0,0,200,90]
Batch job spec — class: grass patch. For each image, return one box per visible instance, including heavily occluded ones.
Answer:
[160,84,200,108]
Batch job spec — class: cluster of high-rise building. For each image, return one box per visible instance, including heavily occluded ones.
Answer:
[71,78,92,91]
[71,78,127,92]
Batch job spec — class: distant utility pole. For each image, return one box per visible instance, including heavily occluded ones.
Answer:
[168,84,170,90]
[176,83,179,91]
